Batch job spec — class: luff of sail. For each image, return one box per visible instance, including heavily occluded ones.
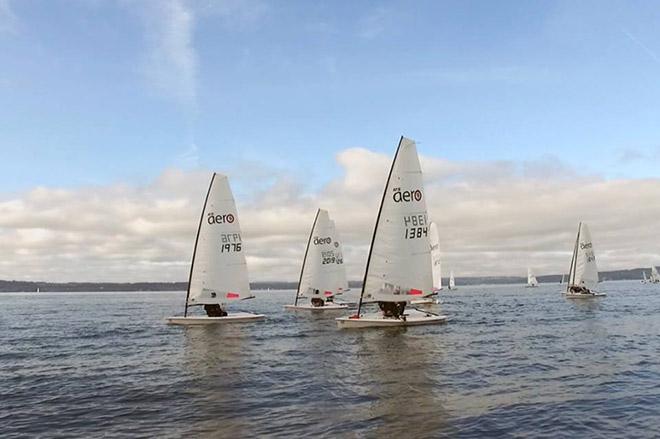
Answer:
[186,173,251,308]
[362,137,433,304]
[429,221,442,292]
[298,209,346,300]
[568,222,599,291]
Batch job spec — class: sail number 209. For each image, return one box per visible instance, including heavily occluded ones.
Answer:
[403,214,428,240]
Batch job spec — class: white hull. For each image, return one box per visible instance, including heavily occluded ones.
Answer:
[562,292,606,299]
[284,303,349,311]
[336,309,447,329]
[166,312,265,325]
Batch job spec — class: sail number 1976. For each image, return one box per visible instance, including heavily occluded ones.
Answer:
[220,233,242,252]
[403,214,428,239]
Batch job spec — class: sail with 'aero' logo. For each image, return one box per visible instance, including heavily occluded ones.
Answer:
[362,137,432,303]
[568,222,599,292]
[186,173,251,308]
[297,209,347,301]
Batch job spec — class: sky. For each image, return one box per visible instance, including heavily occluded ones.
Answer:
[1,0,659,282]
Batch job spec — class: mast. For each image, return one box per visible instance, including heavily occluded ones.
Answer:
[295,208,321,306]
[356,136,405,316]
[184,173,216,317]
[567,222,581,292]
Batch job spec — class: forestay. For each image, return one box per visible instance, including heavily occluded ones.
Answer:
[363,137,433,303]
[429,221,442,292]
[187,174,251,307]
[298,209,346,299]
[570,222,599,291]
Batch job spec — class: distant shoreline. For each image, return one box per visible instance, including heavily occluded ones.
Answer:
[0,268,649,292]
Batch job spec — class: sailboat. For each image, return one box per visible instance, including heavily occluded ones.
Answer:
[642,271,648,284]
[284,209,349,311]
[649,266,660,284]
[526,268,539,288]
[560,274,565,284]
[167,173,265,324]
[336,137,448,328]
[563,222,606,298]
[411,221,442,305]
[448,270,456,290]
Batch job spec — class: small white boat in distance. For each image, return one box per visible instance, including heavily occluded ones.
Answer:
[411,221,442,305]
[563,222,606,299]
[167,173,265,325]
[526,268,539,288]
[448,270,457,290]
[284,209,349,311]
[649,266,660,284]
[336,137,448,328]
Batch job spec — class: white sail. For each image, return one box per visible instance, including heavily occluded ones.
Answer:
[429,221,442,292]
[643,271,648,282]
[187,174,251,306]
[330,220,350,293]
[569,222,599,291]
[298,209,346,300]
[527,268,538,287]
[651,266,660,283]
[449,270,456,289]
[363,137,433,303]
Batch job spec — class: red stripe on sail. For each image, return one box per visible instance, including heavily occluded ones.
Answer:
[324,291,333,296]
[408,288,423,296]
[226,292,240,299]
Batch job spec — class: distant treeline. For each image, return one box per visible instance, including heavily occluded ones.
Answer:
[0,269,649,292]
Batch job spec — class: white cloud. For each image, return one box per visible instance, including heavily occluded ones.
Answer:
[1,149,659,283]
[0,0,18,34]
[138,0,198,109]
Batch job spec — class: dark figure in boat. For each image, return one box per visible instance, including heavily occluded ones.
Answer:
[569,285,591,295]
[311,290,325,307]
[204,304,228,317]
[379,301,406,319]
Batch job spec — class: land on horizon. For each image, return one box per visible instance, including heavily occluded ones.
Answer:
[0,268,650,292]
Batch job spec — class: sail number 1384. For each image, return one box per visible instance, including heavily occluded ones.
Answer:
[403,214,428,240]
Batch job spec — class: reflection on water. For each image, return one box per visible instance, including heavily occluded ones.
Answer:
[352,329,453,436]
[2,282,660,437]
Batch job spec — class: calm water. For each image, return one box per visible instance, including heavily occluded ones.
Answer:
[2,281,660,438]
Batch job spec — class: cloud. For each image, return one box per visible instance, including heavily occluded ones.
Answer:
[1,149,660,283]
[0,0,18,34]
[621,28,660,65]
[358,6,391,40]
[137,0,198,110]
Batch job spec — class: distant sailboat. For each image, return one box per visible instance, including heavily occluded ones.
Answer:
[649,266,660,284]
[411,221,442,305]
[642,271,648,284]
[563,222,605,298]
[167,173,265,324]
[336,137,448,328]
[448,270,456,290]
[285,209,349,311]
[560,274,565,284]
[526,268,539,288]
